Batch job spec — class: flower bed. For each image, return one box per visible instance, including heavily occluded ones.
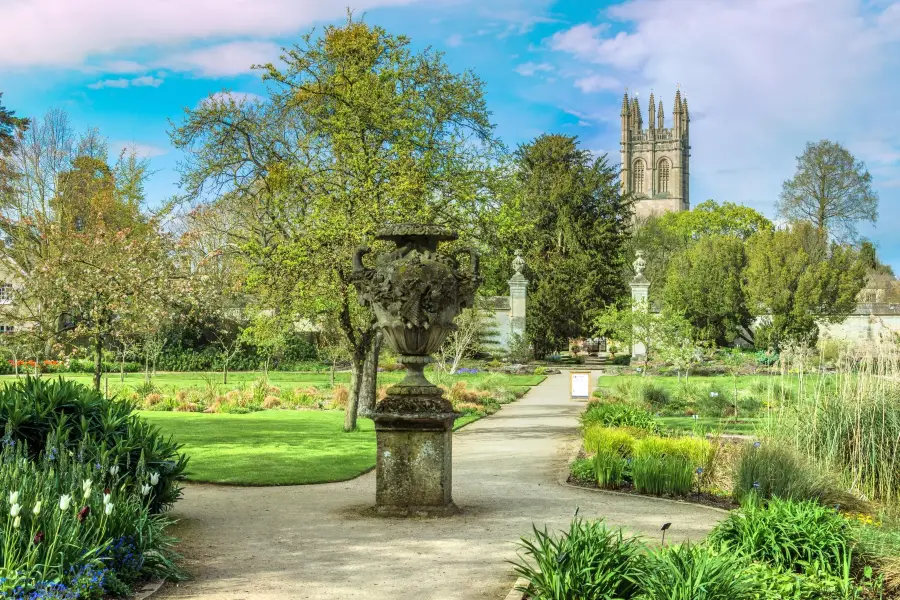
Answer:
[0,377,185,597]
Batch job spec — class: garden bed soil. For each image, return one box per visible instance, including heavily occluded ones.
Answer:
[566,474,738,511]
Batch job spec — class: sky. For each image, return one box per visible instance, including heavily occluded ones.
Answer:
[1,0,899,266]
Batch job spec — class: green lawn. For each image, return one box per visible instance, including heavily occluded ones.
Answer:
[142,410,479,485]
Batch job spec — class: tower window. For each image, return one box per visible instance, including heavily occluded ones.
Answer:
[658,159,670,193]
[633,160,645,194]
[0,283,12,304]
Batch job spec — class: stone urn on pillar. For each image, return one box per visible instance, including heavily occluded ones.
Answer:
[351,224,481,516]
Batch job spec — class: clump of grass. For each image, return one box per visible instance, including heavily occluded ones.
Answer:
[581,402,660,432]
[767,344,900,505]
[735,441,869,513]
[637,543,761,600]
[583,425,640,457]
[631,455,694,496]
[512,518,642,600]
[331,385,349,409]
[593,448,626,489]
[709,497,865,578]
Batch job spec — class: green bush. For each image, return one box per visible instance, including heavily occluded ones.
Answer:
[583,425,639,457]
[733,442,867,512]
[593,448,626,489]
[709,497,865,579]
[631,455,695,496]
[637,543,761,600]
[641,383,671,410]
[569,458,594,483]
[513,518,642,600]
[0,377,187,512]
[581,402,660,433]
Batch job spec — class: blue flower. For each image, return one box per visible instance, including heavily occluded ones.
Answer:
[753,441,761,448]
[696,467,704,475]
[752,481,760,489]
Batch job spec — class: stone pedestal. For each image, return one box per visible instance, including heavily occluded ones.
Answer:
[372,395,458,516]
[630,250,650,361]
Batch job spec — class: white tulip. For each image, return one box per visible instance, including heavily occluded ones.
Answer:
[104,502,113,516]
[58,494,72,511]
[140,484,152,496]
[103,492,111,505]
[32,501,41,516]
[82,479,92,493]
[13,516,20,529]
[149,472,160,486]
[8,491,18,504]
[10,503,21,517]
[109,465,120,477]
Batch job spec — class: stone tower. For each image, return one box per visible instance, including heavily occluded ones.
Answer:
[620,89,691,220]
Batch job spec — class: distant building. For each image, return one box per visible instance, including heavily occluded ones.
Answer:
[620,88,691,220]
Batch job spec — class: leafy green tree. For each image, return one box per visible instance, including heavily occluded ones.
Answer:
[0,93,28,195]
[745,222,867,347]
[776,140,878,242]
[662,235,753,346]
[629,200,772,302]
[488,134,632,358]
[171,16,498,431]
[594,301,692,371]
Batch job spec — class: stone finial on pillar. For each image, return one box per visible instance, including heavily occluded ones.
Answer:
[630,250,650,360]
[508,250,528,343]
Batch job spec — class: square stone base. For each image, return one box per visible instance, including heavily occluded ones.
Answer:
[375,425,454,516]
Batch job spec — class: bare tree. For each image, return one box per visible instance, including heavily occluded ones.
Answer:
[776,140,878,242]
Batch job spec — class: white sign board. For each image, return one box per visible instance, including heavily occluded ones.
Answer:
[570,372,591,399]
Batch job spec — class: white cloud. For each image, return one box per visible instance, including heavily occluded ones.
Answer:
[87,75,163,89]
[160,41,282,77]
[0,0,419,68]
[574,73,620,93]
[446,34,464,47]
[548,0,900,217]
[113,141,169,159]
[515,61,553,76]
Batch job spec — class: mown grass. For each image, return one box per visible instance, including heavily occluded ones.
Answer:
[140,410,480,486]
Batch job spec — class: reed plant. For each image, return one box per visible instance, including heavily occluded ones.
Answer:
[765,343,900,506]
[592,448,626,489]
[631,455,694,496]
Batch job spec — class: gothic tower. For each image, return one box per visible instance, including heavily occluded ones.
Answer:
[620,88,691,219]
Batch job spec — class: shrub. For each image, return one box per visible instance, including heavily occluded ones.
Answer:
[513,518,642,600]
[262,395,282,409]
[641,383,671,410]
[632,436,713,471]
[593,448,626,489]
[733,442,868,512]
[637,543,761,600]
[569,458,594,483]
[581,402,660,433]
[708,497,865,579]
[583,425,638,457]
[631,455,694,496]
[0,377,187,512]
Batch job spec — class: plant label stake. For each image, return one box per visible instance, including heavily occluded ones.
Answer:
[660,522,671,546]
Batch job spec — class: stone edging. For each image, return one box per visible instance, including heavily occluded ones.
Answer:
[503,577,531,600]
[133,579,165,600]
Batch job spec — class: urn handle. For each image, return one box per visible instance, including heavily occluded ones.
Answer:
[353,246,371,273]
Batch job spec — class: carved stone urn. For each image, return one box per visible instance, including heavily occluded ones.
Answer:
[352,224,480,516]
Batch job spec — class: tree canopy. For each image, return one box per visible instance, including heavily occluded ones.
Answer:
[776,139,878,242]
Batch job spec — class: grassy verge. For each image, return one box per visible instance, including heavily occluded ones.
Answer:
[142,410,482,485]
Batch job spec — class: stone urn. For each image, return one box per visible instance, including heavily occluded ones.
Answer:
[352,224,480,515]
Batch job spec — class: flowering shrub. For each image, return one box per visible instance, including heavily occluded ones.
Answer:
[0,441,181,598]
[0,377,187,513]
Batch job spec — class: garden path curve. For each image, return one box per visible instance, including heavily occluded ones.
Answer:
[156,371,724,600]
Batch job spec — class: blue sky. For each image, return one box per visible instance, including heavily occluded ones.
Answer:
[1,0,899,266]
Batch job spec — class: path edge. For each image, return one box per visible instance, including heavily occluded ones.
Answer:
[133,579,165,600]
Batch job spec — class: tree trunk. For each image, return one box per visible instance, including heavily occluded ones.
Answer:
[344,348,366,432]
[93,334,103,392]
[222,360,229,385]
[330,359,336,388]
[120,345,126,383]
[13,351,18,378]
[358,332,382,417]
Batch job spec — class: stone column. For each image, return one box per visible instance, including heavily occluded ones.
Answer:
[630,250,650,360]
[508,249,528,345]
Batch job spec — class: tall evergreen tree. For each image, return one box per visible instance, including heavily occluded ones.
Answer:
[492,134,632,358]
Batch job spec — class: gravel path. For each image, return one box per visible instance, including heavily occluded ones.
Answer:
[157,371,724,600]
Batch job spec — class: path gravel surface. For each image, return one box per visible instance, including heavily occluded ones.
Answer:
[157,371,724,600]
